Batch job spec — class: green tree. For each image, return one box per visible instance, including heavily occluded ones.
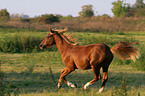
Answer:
[41,14,59,24]
[0,9,10,22]
[132,0,145,17]
[32,14,60,24]
[111,0,131,17]
[132,0,144,8]
[79,5,94,17]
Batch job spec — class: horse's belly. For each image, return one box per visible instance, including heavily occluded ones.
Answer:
[75,61,91,70]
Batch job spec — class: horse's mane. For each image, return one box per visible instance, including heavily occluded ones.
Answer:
[59,33,78,46]
[53,28,78,46]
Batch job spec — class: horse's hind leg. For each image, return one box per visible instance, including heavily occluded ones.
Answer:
[84,66,101,89]
[98,65,109,93]
[58,67,76,88]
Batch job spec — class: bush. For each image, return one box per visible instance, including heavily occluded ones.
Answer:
[0,35,42,53]
[31,14,60,24]
[0,9,10,22]
[0,34,59,53]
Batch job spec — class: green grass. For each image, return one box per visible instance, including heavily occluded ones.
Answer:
[0,30,145,95]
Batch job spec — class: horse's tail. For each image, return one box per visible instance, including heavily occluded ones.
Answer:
[110,41,140,62]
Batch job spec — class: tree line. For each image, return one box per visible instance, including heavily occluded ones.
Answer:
[112,0,145,17]
[79,0,145,17]
[0,0,145,24]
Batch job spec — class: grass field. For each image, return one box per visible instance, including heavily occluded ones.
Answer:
[0,29,145,96]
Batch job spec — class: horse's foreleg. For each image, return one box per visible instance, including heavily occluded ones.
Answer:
[84,66,101,89]
[58,67,76,88]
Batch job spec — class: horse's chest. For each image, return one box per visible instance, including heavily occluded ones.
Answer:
[62,55,74,67]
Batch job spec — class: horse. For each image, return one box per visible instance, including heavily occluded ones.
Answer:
[39,28,139,93]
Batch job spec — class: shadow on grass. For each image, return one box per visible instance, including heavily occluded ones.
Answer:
[2,70,145,94]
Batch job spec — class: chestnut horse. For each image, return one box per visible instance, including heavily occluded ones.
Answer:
[39,28,139,93]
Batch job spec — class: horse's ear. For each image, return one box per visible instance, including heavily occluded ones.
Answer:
[49,28,56,35]
[49,27,52,32]
[49,27,56,34]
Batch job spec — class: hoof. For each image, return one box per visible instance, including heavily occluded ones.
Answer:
[83,82,91,90]
[83,87,87,90]
[67,81,77,88]
[73,84,77,88]
[58,84,62,89]
[70,84,77,88]
[97,87,104,94]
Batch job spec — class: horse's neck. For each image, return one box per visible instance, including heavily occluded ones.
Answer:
[54,34,71,54]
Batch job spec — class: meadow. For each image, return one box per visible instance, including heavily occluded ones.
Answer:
[0,27,145,96]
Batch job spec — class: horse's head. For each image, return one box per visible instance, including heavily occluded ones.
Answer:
[39,28,68,50]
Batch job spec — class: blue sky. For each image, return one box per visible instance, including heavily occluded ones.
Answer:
[0,0,142,17]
